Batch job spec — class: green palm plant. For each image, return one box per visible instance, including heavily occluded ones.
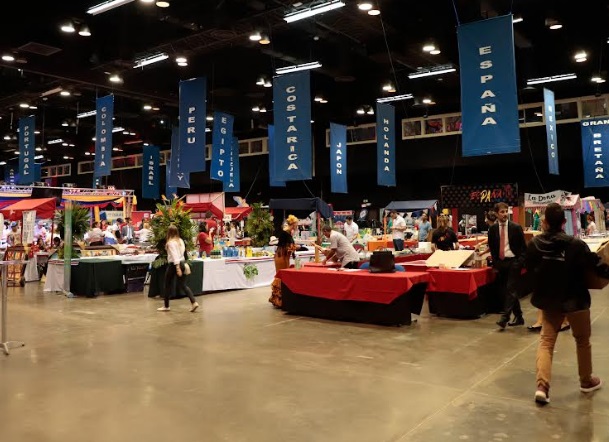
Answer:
[54,204,90,240]
[150,196,196,268]
[245,203,274,247]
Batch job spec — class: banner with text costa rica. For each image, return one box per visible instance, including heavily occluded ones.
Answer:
[544,88,559,175]
[95,95,113,177]
[168,127,190,188]
[272,71,312,181]
[142,145,160,200]
[330,123,347,193]
[18,116,35,184]
[179,77,207,172]
[268,125,285,187]
[376,103,396,187]
[581,118,609,188]
[458,14,520,157]
[223,137,240,192]
[211,111,234,182]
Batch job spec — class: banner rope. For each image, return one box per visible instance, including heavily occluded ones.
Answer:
[450,0,461,26]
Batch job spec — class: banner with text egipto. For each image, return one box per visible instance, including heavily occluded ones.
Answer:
[272,71,312,181]
[168,127,190,189]
[581,117,609,188]
[457,15,520,156]
[223,137,240,192]
[211,111,234,182]
[95,95,113,177]
[376,103,396,187]
[268,125,286,187]
[18,116,35,185]
[179,77,207,172]
[142,145,160,200]
[330,123,347,193]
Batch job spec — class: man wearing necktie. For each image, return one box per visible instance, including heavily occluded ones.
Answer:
[121,217,135,245]
[488,202,527,329]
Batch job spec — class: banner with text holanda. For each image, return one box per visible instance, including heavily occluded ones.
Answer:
[95,95,113,176]
[142,145,160,200]
[330,123,347,193]
[376,103,396,187]
[179,77,207,172]
[581,118,609,188]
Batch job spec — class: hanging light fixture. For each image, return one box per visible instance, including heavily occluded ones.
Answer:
[60,21,76,33]
[259,34,271,45]
[357,2,373,11]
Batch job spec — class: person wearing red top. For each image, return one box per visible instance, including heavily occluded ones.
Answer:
[204,217,218,237]
[197,222,213,257]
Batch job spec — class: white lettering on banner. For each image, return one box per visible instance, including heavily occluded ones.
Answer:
[381,116,391,172]
[284,85,300,171]
[186,106,197,147]
[583,120,609,126]
[335,143,343,175]
[478,45,498,126]
[591,130,606,179]
[22,123,31,175]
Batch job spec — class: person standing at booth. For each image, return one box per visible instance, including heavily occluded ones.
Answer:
[418,213,432,242]
[269,215,299,308]
[344,216,359,242]
[389,211,406,251]
[321,226,360,269]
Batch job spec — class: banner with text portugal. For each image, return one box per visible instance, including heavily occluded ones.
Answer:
[272,71,312,181]
[179,77,207,172]
[376,103,396,187]
[581,118,609,188]
[458,14,520,157]
[18,116,35,185]
[95,95,113,176]
[330,123,347,193]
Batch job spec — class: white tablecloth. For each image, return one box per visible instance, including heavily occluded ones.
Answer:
[24,256,39,282]
[44,262,65,292]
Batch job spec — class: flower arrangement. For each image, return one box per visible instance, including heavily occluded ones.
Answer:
[245,203,274,247]
[150,195,196,268]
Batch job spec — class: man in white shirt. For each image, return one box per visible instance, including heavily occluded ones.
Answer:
[389,211,406,251]
[321,226,360,268]
[343,216,359,242]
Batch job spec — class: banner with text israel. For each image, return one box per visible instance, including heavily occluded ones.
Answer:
[95,94,113,176]
[581,118,609,188]
[168,127,190,188]
[268,125,286,187]
[330,123,347,193]
[272,71,312,181]
[18,116,35,184]
[211,111,234,182]
[544,88,559,175]
[224,137,240,192]
[179,77,207,172]
[142,145,160,200]
[458,15,520,157]
[376,103,396,187]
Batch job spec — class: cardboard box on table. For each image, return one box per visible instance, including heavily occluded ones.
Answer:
[425,250,474,268]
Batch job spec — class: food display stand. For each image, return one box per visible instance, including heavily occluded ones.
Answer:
[524,192,581,237]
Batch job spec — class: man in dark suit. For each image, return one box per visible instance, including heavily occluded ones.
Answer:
[488,202,527,329]
[121,217,135,244]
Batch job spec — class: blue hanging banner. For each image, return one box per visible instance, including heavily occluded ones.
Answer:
[458,15,520,157]
[18,116,35,184]
[268,125,286,187]
[33,163,42,182]
[330,123,348,193]
[544,88,559,175]
[581,118,609,188]
[168,127,190,188]
[93,175,101,188]
[95,94,113,177]
[210,111,234,182]
[165,162,177,198]
[376,103,396,187]
[5,160,17,184]
[142,145,160,200]
[179,77,207,172]
[272,71,313,181]
[223,137,240,192]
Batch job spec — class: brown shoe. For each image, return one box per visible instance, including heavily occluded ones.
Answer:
[580,376,602,393]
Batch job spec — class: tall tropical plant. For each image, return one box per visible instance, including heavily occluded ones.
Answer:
[54,204,90,240]
[245,203,274,247]
[150,196,196,267]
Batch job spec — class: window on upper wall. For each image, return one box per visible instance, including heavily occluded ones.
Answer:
[555,101,578,120]
[403,120,422,138]
[250,140,263,154]
[239,142,249,155]
[582,98,607,118]
[348,125,376,143]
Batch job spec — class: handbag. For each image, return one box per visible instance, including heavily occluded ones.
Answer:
[183,262,191,275]
[369,250,395,273]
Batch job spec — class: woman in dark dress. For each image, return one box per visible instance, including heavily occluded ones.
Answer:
[431,215,458,251]
[269,215,298,308]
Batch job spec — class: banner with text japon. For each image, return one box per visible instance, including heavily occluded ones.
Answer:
[142,145,160,200]
[457,14,520,156]
[330,123,347,193]
[581,117,609,188]
[376,103,395,187]
[179,77,207,172]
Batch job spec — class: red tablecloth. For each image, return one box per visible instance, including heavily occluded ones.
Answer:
[303,253,432,269]
[426,268,495,300]
[279,268,429,304]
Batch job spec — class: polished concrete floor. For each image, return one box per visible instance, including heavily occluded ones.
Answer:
[2,282,609,442]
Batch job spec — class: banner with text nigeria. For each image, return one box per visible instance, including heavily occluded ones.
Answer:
[142,145,160,200]
[18,116,35,184]
[179,77,206,172]
[211,111,234,182]
[330,123,347,193]
[376,103,396,187]
[544,88,559,175]
[272,71,312,181]
[95,95,113,176]
[458,15,520,156]
[268,125,286,187]
[581,118,609,188]
[223,137,240,192]
[168,127,190,188]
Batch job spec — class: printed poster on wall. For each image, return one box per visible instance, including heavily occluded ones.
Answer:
[581,117,609,188]
[179,77,207,172]
[22,210,36,244]
[330,123,347,193]
[18,116,35,185]
[376,103,396,187]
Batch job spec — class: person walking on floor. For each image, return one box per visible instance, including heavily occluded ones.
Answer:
[526,202,607,404]
[158,224,199,312]
[488,202,527,329]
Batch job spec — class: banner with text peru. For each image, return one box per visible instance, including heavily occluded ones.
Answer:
[179,77,207,172]
[211,111,234,182]
[168,127,190,189]
[268,125,286,187]
[95,95,113,177]
[142,145,160,200]
[376,103,396,187]
[581,118,609,188]
[457,15,520,157]
[223,137,240,192]
[18,116,35,185]
[544,88,559,175]
[272,71,312,181]
[330,123,347,193]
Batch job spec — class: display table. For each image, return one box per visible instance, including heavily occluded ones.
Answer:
[458,237,486,248]
[279,267,429,326]
[147,260,204,298]
[70,258,125,297]
[202,257,276,291]
[303,253,433,269]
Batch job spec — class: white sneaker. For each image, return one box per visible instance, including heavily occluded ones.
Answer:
[157,307,170,312]
[190,302,199,312]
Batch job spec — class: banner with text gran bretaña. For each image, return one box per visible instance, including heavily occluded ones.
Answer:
[267,125,286,187]
[330,123,347,193]
[18,116,35,185]
[179,77,207,173]
[581,117,609,188]
[376,103,396,187]
[168,127,190,189]
[210,111,234,182]
[272,71,312,181]
[223,137,240,193]
[457,14,520,157]
[95,95,113,177]
[544,88,559,175]
[142,145,160,200]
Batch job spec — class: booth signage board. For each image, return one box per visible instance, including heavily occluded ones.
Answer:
[524,190,571,206]
[441,183,518,208]
[22,210,36,244]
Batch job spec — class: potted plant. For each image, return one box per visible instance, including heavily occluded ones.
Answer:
[245,203,274,247]
[150,196,196,268]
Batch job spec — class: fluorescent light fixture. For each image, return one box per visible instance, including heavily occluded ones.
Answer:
[2,54,15,62]
[512,16,523,23]
[48,138,64,144]
[526,73,577,85]
[376,93,413,103]
[35,155,44,160]
[29,105,37,109]
[134,52,169,68]
[358,2,373,11]
[112,126,125,133]
[87,0,135,15]
[592,76,606,84]
[284,1,345,23]
[77,110,97,118]
[408,65,456,79]
[40,86,64,97]
[276,61,321,75]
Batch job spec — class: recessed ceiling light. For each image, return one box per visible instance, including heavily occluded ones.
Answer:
[367,9,380,15]
[249,31,262,41]
[143,104,152,110]
[60,22,76,33]
[60,90,71,96]
[19,103,29,108]
[176,56,187,63]
[422,98,432,104]
[356,107,365,115]
[109,74,123,83]
[177,62,188,67]
[2,54,15,62]
[430,49,441,55]
[259,34,271,45]
[422,44,436,52]
[206,115,213,121]
[358,2,373,11]
[156,0,170,7]
[78,25,92,37]
[263,81,272,88]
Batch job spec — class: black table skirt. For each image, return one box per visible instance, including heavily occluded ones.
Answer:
[427,280,503,319]
[148,261,204,298]
[70,259,125,297]
[281,282,428,326]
